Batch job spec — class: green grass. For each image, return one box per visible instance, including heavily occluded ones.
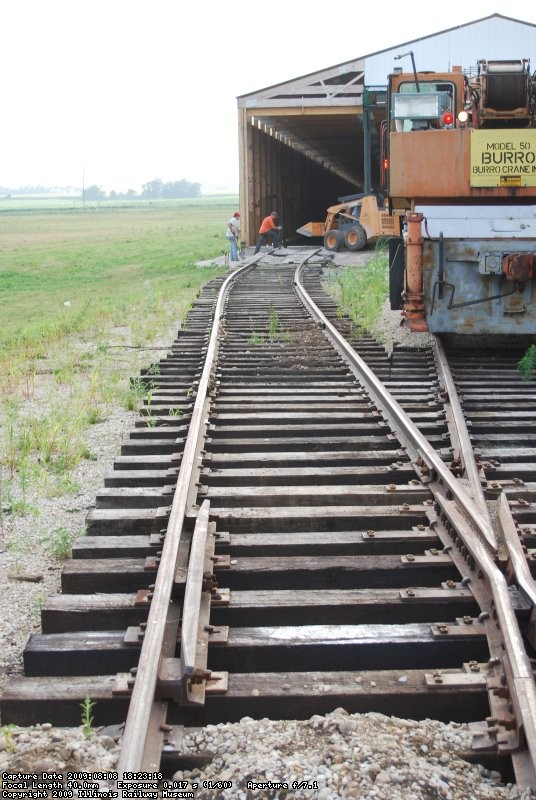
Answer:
[268,305,280,340]
[517,344,536,381]
[0,725,16,754]
[328,245,389,332]
[0,198,234,362]
[0,197,231,511]
[41,525,75,560]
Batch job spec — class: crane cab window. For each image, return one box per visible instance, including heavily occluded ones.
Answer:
[391,81,457,131]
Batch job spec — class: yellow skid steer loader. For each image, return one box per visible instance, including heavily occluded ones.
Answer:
[297,194,400,251]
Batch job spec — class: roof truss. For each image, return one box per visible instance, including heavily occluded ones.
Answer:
[239,59,366,108]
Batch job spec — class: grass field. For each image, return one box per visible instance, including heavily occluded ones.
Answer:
[0,199,390,514]
[0,197,235,358]
[0,197,233,508]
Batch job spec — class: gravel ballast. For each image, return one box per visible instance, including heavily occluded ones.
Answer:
[0,255,533,798]
[0,712,533,799]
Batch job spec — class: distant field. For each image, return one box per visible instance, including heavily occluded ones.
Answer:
[0,195,237,213]
[0,197,236,357]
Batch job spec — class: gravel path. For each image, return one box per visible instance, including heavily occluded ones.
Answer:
[0,407,135,695]
[0,256,533,798]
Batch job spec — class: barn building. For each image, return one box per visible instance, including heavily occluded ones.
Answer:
[237,13,536,244]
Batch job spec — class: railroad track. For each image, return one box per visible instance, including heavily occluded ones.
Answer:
[1,248,536,787]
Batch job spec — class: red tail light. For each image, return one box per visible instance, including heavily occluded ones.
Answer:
[442,111,454,126]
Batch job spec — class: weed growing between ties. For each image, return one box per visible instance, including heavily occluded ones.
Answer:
[34,594,45,612]
[125,376,149,411]
[0,724,16,753]
[80,696,96,739]
[41,525,75,560]
[0,199,228,528]
[329,244,389,333]
[517,343,536,381]
[144,389,158,428]
[268,305,280,340]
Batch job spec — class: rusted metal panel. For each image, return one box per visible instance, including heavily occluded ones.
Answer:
[390,130,469,197]
[390,129,536,200]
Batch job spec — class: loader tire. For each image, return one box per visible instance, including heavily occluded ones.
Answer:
[324,230,343,251]
[344,224,367,251]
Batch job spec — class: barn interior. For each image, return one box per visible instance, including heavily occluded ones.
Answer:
[237,60,387,245]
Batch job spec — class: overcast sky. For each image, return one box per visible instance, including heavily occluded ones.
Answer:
[1,1,535,192]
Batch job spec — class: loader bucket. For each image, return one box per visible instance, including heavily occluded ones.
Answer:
[296,221,325,237]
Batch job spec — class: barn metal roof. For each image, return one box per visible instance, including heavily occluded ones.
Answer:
[238,14,535,101]
[237,13,536,184]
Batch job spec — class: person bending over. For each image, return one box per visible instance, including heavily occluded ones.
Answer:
[253,211,281,254]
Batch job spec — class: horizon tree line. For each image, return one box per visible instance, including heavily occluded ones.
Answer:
[0,178,201,200]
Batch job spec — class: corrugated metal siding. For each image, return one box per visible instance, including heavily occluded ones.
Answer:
[365,17,536,85]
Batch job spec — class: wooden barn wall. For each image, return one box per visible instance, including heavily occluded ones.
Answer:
[243,122,356,245]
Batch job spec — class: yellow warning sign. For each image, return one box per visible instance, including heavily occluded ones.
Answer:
[499,175,522,187]
[470,130,536,187]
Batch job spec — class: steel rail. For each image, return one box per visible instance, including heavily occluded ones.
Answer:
[433,338,536,622]
[117,255,261,773]
[295,255,536,783]
[498,491,536,607]
[117,248,536,777]
[432,337,494,542]
[431,334,536,777]
[432,488,536,787]
[294,256,497,555]
[180,499,211,684]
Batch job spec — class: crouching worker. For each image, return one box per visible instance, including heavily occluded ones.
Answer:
[253,211,281,254]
